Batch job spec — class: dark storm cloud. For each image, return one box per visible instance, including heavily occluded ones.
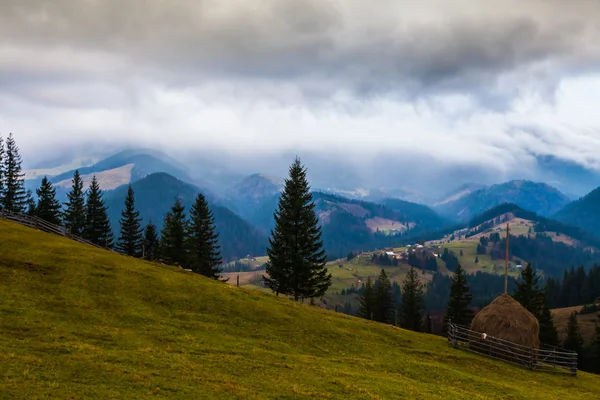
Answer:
[1,0,599,106]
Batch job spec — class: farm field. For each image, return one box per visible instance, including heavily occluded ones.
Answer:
[1,218,599,399]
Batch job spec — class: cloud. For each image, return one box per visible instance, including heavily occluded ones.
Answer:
[0,0,600,193]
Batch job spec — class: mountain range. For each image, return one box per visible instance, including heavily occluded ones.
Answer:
[22,147,600,262]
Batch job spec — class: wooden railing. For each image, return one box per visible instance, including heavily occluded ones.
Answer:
[0,209,114,252]
[447,322,578,375]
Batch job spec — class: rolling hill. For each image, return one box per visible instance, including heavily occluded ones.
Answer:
[554,186,600,237]
[105,172,267,261]
[435,180,571,222]
[1,219,599,399]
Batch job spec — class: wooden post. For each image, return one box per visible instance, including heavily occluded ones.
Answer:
[236,275,240,287]
[504,223,509,295]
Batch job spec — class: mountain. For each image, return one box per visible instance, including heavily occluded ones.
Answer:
[3,220,599,398]
[434,183,487,206]
[554,187,600,237]
[434,180,571,222]
[224,173,283,226]
[50,148,193,190]
[105,172,267,261]
[378,198,447,229]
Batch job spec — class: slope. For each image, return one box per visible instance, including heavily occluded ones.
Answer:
[0,219,598,399]
[105,173,267,261]
[435,180,571,222]
[554,186,600,237]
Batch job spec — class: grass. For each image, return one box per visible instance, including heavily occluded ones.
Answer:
[439,240,523,278]
[1,219,599,399]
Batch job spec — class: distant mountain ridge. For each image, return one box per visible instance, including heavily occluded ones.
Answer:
[554,186,600,238]
[434,180,570,222]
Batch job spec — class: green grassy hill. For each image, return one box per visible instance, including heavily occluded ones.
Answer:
[1,220,599,399]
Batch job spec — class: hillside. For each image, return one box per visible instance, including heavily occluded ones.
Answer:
[1,219,599,399]
[435,180,570,222]
[105,173,267,261]
[554,186,600,237]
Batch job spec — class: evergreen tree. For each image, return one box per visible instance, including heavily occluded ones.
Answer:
[513,263,558,345]
[358,277,376,320]
[399,267,425,332]
[142,221,159,261]
[160,197,188,266]
[375,269,394,324]
[116,185,143,256]
[35,176,62,225]
[425,313,433,334]
[1,133,27,213]
[187,193,223,279]
[564,311,584,356]
[83,175,114,248]
[264,157,331,301]
[595,325,600,370]
[25,190,36,216]
[63,170,86,236]
[444,264,473,328]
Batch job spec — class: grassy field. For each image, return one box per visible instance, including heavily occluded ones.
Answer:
[552,305,600,345]
[1,219,600,399]
[438,240,523,278]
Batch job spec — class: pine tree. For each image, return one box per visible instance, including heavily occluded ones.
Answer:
[564,311,584,355]
[358,277,376,320]
[187,193,223,279]
[160,197,188,266]
[375,269,394,324]
[444,263,473,328]
[513,263,558,345]
[35,176,62,225]
[594,324,600,371]
[1,133,27,213]
[142,221,159,261]
[25,190,36,216]
[264,157,331,301]
[399,267,425,332]
[116,185,143,256]
[83,175,114,248]
[63,170,86,236]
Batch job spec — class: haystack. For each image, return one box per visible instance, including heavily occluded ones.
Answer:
[470,294,540,349]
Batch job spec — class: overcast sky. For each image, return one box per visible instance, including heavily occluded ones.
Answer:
[1,0,600,180]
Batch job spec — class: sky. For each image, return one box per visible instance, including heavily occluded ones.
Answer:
[1,0,600,193]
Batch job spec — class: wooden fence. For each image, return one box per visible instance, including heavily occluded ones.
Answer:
[0,209,115,252]
[447,322,578,375]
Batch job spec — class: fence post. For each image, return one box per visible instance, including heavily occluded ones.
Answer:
[236,274,240,287]
[571,353,578,376]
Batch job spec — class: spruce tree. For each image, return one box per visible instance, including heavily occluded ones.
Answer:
[444,263,473,328]
[116,185,143,257]
[358,277,376,320]
[25,190,36,216]
[160,197,188,266]
[399,267,425,332]
[35,176,62,225]
[375,269,394,324]
[83,175,114,248]
[595,324,600,370]
[142,221,159,261]
[1,133,27,213]
[564,311,584,355]
[513,263,558,345]
[264,157,331,301]
[63,170,86,236]
[187,193,223,279]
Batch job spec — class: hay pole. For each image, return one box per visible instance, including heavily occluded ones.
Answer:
[504,222,509,295]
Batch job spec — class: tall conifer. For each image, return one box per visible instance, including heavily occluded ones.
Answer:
[187,193,223,279]
[264,157,331,301]
[564,311,584,362]
[63,170,86,236]
[399,267,424,332]
[1,133,27,213]
[445,264,473,328]
[0,136,4,209]
[35,176,62,225]
[160,197,188,266]
[358,277,376,320]
[25,190,36,216]
[375,269,394,324]
[116,185,143,256]
[83,175,113,248]
[143,221,159,261]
